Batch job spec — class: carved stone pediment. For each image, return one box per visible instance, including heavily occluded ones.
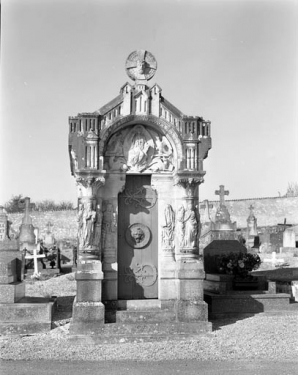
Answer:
[104,124,175,173]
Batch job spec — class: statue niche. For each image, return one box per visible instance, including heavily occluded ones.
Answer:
[104,124,174,173]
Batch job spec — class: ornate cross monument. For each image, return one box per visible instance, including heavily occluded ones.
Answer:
[68,50,212,336]
[215,185,229,206]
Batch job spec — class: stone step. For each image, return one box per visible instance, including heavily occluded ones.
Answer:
[204,292,291,316]
[117,299,162,311]
[0,322,52,335]
[69,321,212,344]
[115,309,176,323]
[0,297,56,335]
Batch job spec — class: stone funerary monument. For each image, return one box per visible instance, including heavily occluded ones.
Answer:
[68,50,212,337]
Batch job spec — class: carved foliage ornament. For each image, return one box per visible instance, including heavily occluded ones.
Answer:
[123,185,157,209]
[124,263,158,286]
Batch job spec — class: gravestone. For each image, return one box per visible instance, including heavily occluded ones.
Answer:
[68,50,213,339]
[0,207,56,335]
[200,186,238,253]
[0,206,25,305]
[203,240,247,274]
[42,221,56,248]
[283,227,296,248]
[247,204,258,248]
[18,197,37,249]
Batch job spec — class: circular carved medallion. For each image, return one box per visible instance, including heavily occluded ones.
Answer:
[125,50,157,81]
[123,263,158,287]
[125,223,151,249]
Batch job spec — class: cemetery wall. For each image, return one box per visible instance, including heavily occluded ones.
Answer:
[201,196,298,228]
[8,210,77,243]
[6,196,298,241]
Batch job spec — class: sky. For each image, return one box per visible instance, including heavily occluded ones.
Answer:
[1,0,297,206]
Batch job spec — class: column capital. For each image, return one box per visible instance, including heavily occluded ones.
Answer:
[174,172,205,197]
[75,171,106,198]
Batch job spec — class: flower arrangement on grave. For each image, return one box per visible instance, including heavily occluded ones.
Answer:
[217,252,261,279]
[31,272,41,280]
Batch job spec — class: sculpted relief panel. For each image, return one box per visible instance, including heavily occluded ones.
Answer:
[104,125,174,173]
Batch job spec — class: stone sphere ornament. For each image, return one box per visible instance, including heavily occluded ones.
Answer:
[125,50,157,81]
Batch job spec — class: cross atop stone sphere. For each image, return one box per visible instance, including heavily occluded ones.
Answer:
[215,185,229,206]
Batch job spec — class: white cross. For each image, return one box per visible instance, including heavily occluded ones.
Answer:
[264,251,284,266]
[25,247,45,275]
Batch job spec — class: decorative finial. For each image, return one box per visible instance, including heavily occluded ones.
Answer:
[125,50,157,82]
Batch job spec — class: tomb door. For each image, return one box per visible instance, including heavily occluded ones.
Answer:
[118,175,158,299]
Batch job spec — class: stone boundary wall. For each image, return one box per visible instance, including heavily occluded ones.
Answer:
[8,210,78,243]
[7,196,298,241]
[200,196,298,228]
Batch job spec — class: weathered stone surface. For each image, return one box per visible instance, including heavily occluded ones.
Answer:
[204,273,234,294]
[70,299,105,335]
[200,196,298,228]
[0,297,56,335]
[205,292,291,318]
[0,251,24,282]
[8,210,78,243]
[0,297,55,321]
[0,282,25,303]
[175,300,208,322]
[0,261,16,284]
[69,321,212,344]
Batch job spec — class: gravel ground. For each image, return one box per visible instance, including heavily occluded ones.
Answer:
[1,273,298,362]
[1,310,298,361]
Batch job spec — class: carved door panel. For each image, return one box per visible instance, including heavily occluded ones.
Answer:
[118,175,158,299]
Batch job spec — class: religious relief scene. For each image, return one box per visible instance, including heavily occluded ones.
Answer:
[105,125,174,173]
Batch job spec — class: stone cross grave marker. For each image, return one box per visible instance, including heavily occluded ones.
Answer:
[25,247,45,275]
[264,251,284,266]
[200,200,213,223]
[0,206,8,241]
[215,185,229,206]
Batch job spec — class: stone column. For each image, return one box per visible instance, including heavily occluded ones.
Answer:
[70,174,106,335]
[173,174,208,322]
[152,175,177,301]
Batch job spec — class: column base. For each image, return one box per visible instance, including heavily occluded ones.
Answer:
[69,298,105,335]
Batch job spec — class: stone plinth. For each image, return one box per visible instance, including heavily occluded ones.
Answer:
[204,273,234,295]
[174,260,208,322]
[0,282,25,303]
[70,260,105,335]
[205,292,291,319]
[0,260,17,284]
[0,297,56,335]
